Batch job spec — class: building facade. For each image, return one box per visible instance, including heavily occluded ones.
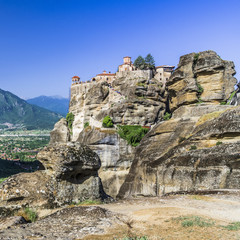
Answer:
[155,65,175,87]
[118,56,136,72]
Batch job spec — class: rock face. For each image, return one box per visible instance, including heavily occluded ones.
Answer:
[0,143,106,216]
[49,118,70,145]
[0,206,121,239]
[69,70,166,141]
[118,105,240,198]
[77,127,135,197]
[118,51,239,198]
[167,50,237,111]
[64,69,167,197]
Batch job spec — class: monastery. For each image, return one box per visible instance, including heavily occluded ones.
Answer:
[71,56,174,85]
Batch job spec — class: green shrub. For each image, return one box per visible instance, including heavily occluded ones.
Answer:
[228,91,236,104]
[24,207,38,222]
[117,125,149,147]
[178,137,186,144]
[66,113,74,130]
[102,116,114,128]
[163,112,171,121]
[84,122,89,128]
[216,141,222,146]
[193,53,199,64]
[220,101,227,105]
[136,82,146,87]
[190,145,197,150]
[197,83,204,94]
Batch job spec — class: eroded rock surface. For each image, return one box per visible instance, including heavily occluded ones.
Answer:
[0,206,122,240]
[167,50,237,111]
[118,105,240,198]
[77,127,135,197]
[0,143,106,216]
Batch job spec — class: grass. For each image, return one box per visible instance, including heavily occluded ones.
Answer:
[223,222,240,231]
[172,216,215,228]
[114,237,148,240]
[70,199,102,206]
[17,207,38,222]
[0,177,7,184]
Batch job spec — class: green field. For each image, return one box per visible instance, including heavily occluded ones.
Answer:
[0,133,50,183]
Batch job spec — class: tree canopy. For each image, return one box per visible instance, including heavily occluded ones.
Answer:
[133,56,146,70]
[145,54,155,69]
[134,54,155,70]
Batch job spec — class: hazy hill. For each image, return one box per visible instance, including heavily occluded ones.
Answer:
[27,96,69,116]
[0,89,63,130]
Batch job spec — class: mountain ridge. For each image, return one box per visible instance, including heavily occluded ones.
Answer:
[27,95,69,116]
[0,88,63,130]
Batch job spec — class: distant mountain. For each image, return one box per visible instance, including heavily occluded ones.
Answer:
[26,95,69,116]
[0,89,63,130]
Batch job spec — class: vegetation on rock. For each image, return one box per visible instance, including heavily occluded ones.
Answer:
[66,112,74,130]
[117,125,149,147]
[163,112,171,121]
[102,116,114,128]
[19,207,38,222]
[84,122,89,128]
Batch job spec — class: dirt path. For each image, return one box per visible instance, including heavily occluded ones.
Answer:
[1,192,240,240]
[84,193,240,240]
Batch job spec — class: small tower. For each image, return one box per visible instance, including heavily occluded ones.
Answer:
[123,56,131,64]
[72,76,80,84]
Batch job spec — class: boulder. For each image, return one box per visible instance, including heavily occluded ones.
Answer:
[0,143,107,216]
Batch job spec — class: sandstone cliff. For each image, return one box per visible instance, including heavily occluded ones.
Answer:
[118,51,239,198]
[45,50,239,200]
[167,50,237,111]
[62,69,167,197]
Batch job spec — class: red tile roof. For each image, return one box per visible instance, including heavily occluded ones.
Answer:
[97,73,116,76]
[72,76,80,78]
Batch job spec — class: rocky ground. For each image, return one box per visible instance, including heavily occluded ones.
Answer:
[1,191,240,239]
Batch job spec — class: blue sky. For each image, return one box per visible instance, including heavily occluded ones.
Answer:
[0,0,240,99]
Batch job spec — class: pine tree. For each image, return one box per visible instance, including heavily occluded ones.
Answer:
[133,56,146,70]
[145,54,155,69]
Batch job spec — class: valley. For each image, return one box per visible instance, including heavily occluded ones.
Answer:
[0,131,50,184]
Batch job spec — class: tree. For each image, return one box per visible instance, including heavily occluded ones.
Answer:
[133,56,146,70]
[145,54,155,69]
